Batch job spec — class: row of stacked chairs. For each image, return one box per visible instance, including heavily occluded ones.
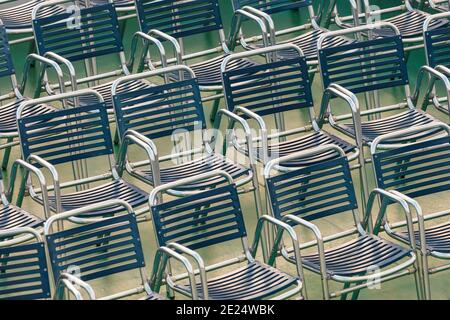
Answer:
[0,0,449,300]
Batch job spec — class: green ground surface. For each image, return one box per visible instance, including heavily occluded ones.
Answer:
[1,0,449,300]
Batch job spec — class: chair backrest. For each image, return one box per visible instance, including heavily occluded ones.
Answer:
[151,184,247,250]
[424,15,450,69]
[135,0,224,38]
[222,46,313,118]
[0,229,51,300]
[266,155,358,222]
[32,3,123,62]
[0,22,15,79]
[318,32,410,96]
[372,135,450,199]
[17,100,113,167]
[113,68,206,141]
[45,213,145,284]
[232,0,313,15]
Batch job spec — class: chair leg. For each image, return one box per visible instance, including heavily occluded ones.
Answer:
[340,282,352,300]
[251,165,270,262]
[113,128,120,145]
[2,137,13,170]
[28,41,36,68]
[420,253,432,300]
[209,91,222,123]
[413,259,425,300]
[321,276,331,300]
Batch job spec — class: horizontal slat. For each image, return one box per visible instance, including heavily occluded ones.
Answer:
[136,0,223,37]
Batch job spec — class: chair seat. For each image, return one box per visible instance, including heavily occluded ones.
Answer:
[249,29,354,61]
[375,10,448,38]
[237,130,356,167]
[297,235,411,277]
[0,0,65,30]
[35,179,148,216]
[76,79,154,112]
[396,222,450,254]
[169,54,258,87]
[133,153,251,191]
[336,109,437,144]
[174,261,299,300]
[0,98,55,135]
[0,204,43,230]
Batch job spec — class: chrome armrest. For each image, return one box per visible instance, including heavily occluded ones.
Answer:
[117,130,159,182]
[150,246,199,300]
[8,159,51,219]
[253,215,305,283]
[54,273,96,300]
[412,65,450,112]
[129,31,168,73]
[166,242,209,300]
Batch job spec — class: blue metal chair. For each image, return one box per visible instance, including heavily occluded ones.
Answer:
[134,0,260,121]
[264,144,422,300]
[333,0,448,51]
[371,123,450,300]
[149,170,305,300]
[218,44,367,203]
[317,23,446,170]
[0,227,51,300]
[229,0,353,66]
[112,65,257,197]
[14,90,150,220]
[420,12,450,119]
[45,199,164,300]
[31,0,159,117]
[0,19,68,170]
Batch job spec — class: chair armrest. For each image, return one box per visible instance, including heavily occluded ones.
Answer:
[166,242,209,300]
[21,54,66,99]
[213,108,258,165]
[281,214,325,286]
[318,83,359,127]
[412,65,450,112]
[117,130,159,182]
[364,188,416,249]
[252,215,306,283]
[54,273,96,300]
[150,246,199,299]
[227,8,271,52]
[129,31,168,73]
[8,159,51,219]
[147,29,183,66]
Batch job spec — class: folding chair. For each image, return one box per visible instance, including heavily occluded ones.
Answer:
[0,227,51,300]
[229,0,353,67]
[428,0,450,12]
[0,19,67,170]
[31,0,158,117]
[421,11,450,119]
[334,0,448,51]
[14,90,150,220]
[371,123,450,300]
[264,144,422,300]
[45,199,164,300]
[317,23,446,168]
[134,0,260,121]
[218,44,366,202]
[0,0,64,45]
[149,170,305,300]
